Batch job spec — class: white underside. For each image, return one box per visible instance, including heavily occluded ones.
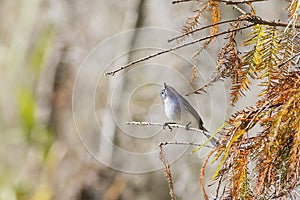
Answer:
[164,97,180,121]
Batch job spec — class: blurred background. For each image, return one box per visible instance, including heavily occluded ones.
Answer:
[0,0,287,199]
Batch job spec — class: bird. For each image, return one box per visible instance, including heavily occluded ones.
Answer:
[160,82,218,146]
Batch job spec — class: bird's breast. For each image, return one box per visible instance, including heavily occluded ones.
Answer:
[163,97,181,121]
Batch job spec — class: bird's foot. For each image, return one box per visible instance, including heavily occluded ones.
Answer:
[163,122,176,131]
[185,122,192,130]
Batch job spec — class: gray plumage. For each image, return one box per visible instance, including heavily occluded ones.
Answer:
[160,83,218,146]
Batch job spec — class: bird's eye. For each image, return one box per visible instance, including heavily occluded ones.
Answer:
[160,90,166,98]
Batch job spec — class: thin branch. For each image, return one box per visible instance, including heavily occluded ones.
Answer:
[171,15,300,43]
[216,0,267,5]
[127,121,220,147]
[168,18,241,42]
[185,76,224,96]
[105,24,254,76]
[172,0,267,5]
[246,16,300,28]
[215,174,226,199]
[277,51,300,68]
[128,121,266,151]
[126,121,214,135]
[105,15,300,76]
[172,0,195,4]
[244,99,274,131]
[160,141,202,146]
[160,141,214,148]
[232,5,247,14]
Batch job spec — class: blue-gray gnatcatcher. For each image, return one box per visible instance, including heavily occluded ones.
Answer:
[160,83,218,146]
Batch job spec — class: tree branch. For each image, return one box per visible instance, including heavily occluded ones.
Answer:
[277,51,300,68]
[105,24,254,76]
[126,121,213,134]
[168,18,241,42]
[172,0,195,4]
[171,15,300,43]
[172,0,267,5]
[216,0,267,5]
[231,4,247,14]
[160,141,214,148]
[105,14,299,76]
[246,15,300,28]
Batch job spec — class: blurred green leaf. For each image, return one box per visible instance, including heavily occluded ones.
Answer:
[28,25,55,75]
[17,88,35,141]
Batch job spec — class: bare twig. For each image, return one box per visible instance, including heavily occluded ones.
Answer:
[105,24,254,76]
[216,0,267,5]
[172,0,195,4]
[246,16,300,28]
[171,15,300,43]
[105,13,300,76]
[215,174,225,199]
[277,51,300,68]
[172,0,267,4]
[127,121,210,133]
[160,141,202,146]
[159,144,176,200]
[158,141,221,199]
[127,120,221,148]
[168,18,241,42]
[185,76,224,96]
[160,141,214,148]
[232,4,247,14]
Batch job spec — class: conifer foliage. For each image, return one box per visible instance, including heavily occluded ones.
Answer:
[174,0,300,199]
[168,0,299,199]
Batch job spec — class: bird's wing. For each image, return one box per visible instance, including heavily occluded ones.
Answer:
[167,86,204,127]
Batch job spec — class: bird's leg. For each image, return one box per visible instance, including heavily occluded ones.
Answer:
[163,122,177,131]
[185,122,192,130]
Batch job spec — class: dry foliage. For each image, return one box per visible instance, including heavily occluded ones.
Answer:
[159,144,176,200]
[168,0,300,199]
[214,72,300,199]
